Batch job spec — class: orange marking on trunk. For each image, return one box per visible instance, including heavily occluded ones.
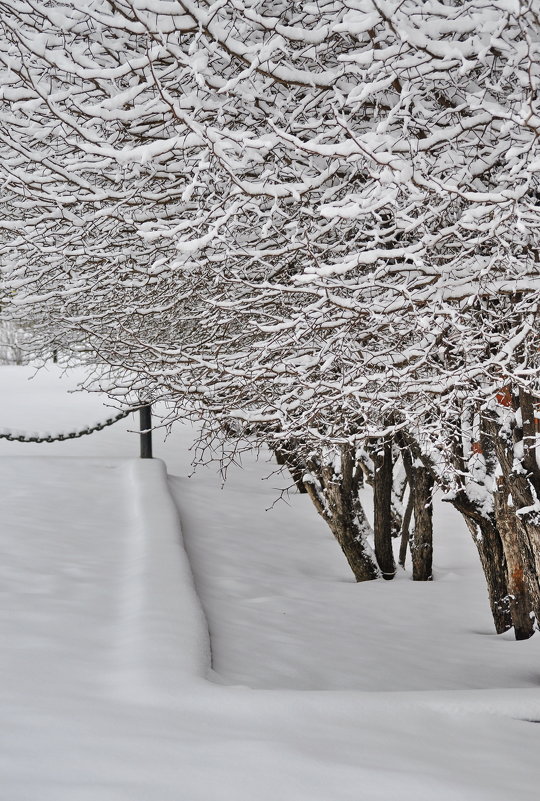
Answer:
[511,566,524,592]
[496,386,513,408]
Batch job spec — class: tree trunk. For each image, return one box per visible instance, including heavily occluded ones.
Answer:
[372,438,396,579]
[519,388,540,497]
[410,466,434,581]
[400,444,433,581]
[398,424,512,630]
[303,445,380,582]
[325,496,380,582]
[484,409,540,637]
[357,447,404,538]
[399,490,414,568]
[449,491,512,634]
[493,478,535,639]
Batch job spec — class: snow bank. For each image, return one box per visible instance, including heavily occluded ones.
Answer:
[120,458,211,696]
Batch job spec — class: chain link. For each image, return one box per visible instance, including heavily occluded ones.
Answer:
[0,408,133,444]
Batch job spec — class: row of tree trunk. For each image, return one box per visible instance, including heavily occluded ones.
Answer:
[273,387,540,641]
[274,437,434,584]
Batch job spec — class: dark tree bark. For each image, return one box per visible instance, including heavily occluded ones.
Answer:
[398,488,414,568]
[448,490,512,634]
[273,443,308,493]
[400,442,433,581]
[519,388,540,497]
[357,448,404,538]
[372,438,396,579]
[410,466,434,581]
[274,449,286,466]
[438,417,512,633]
[303,445,380,582]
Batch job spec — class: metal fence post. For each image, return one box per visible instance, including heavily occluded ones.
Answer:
[139,403,153,459]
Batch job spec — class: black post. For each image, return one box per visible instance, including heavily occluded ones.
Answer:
[139,404,153,459]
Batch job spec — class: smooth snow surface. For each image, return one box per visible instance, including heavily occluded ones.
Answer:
[1,365,540,800]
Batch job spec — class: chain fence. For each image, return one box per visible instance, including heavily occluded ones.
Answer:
[0,408,133,444]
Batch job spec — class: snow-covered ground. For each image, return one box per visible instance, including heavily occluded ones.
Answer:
[1,364,540,800]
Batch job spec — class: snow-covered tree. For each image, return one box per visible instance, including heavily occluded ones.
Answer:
[1,1,539,622]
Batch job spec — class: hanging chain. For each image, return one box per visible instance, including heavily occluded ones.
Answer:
[0,408,133,444]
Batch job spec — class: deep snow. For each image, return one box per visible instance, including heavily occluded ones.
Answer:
[1,364,540,800]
